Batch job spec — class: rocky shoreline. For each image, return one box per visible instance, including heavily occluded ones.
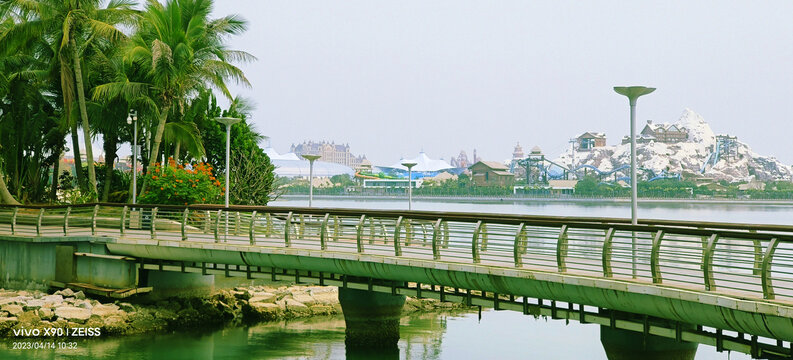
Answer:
[1,285,470,338]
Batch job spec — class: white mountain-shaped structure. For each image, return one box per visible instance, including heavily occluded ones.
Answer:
[554,109,793,182]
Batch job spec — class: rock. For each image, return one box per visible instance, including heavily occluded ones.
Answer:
[285,299,311,317]
[1,304,23,317]
[0,297,21,306]
[75,300,93,310]
[56,288,75,297]
[310,292,338,305]
[54,306,92,324]
[91,304,120,317]
[0,290,19,298]
[103,315,128,335]
[0,311,7,317]
[118,302,135,313]
[249,292,276,304]
[248,302,282,321]
[41,295,64,306]
[0,317,18,334]
[38,308,54,321]
[73,291,86,300]
[231,290,251,300]
[309,305,334,316]
[23,299,45,311]
[16,311,40,327]
[291,293,317,306]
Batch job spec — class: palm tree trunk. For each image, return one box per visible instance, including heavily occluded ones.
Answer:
[139,106,169,196]
[70,120,87,192]
[173,141,181,162]
[0,168,20,205]
[102,136,117,202]
[71,37,98,200]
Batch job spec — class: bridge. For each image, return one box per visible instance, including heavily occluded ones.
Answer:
[1,203,793,359]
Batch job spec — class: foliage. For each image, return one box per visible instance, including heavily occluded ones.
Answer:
[229,147,276,205]
[138,160,222,205]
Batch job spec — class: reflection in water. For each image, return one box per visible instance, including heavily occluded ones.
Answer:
[0,309,751,360]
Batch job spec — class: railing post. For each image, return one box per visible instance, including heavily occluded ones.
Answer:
[750,230,762,276]
[394,216,403,256]
[203,211,210,233]
[235,212,241,236]
[556,225,569,272]
[249,211,257,245]
[150,207,158,239]
[265,212,272,236]
[356,214,366,253]
[333,215,340,241]
[214,210,222,243]
[442,220,450,248]
[298,214,304,240]
[602,228,615,277]
[369,217,375,244]
[480,223,489,252]
[319,213,329,250]
[181,208,189,241]
[405,219,413,246]
[761,238,779,299]
[91,205,99,235]
[650,230,664,284]
[703,234,719,291]
[36,208,44,236]
[11,207,17,235]
[513,223,526,267]
[284,211,293,247]
[432,219,442,260]
[120,206,128,235]
[63,207,71,235]
[472,221,483,263]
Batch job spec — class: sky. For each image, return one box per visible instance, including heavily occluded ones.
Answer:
[95,1,793,166]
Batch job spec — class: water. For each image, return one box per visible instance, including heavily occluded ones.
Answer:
[3,198,787,359]
[1,311,750,359]
[273,196,793,225]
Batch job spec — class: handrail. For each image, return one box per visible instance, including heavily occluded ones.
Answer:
[2,203,793,305]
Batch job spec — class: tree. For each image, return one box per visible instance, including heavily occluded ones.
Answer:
[95,0,253,198]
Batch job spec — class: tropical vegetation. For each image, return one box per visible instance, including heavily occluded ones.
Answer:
[0,0,276,206]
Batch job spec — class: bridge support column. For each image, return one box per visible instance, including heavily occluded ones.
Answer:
[338,287,405,355]
[600,326,697,360]
[142,269,214,299]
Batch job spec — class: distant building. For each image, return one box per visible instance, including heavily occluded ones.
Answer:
[469,161,515,187]
[577,132,606,150]
[512,142,525,159]
[623,121,689,144]
[290,141,366,168]
[450,151,470,168]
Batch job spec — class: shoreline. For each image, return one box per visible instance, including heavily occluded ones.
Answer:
[0,285,470,338]
[278,194,793,206]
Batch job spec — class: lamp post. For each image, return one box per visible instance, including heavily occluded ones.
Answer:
[126,110,138,204]
[614,86,655,278]
[401,161,417,210]
[214,117,242,208]
[302,154,321,207]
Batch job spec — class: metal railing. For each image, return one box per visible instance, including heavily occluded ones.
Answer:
[2,203,793,303]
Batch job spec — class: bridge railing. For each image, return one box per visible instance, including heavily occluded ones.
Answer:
[1,203,793,303]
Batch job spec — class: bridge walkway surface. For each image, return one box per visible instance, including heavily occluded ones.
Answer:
[2,203,793,358]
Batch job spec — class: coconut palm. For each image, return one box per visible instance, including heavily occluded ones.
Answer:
[0,0,137,200]
[94,0,253,196]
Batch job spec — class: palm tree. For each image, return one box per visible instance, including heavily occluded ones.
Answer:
[94,0,253,196]
[0,0,136,200]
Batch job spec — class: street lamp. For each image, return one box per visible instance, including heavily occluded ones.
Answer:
[302,154,321,207]
[214,117,242,208]
[614,86,655,278]
[401,161,418,210]
[126,110,138,204]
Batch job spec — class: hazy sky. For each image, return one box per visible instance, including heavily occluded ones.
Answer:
[201,1,793,165]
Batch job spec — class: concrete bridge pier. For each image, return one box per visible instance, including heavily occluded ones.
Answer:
[140,269,215,300]
[600,326,698,360]
[338,287,405,355]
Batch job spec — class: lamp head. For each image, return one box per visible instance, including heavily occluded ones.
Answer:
[127,115,132,125]
[614,86,656,104]
[214,117,242,127]
[302,154,321,162]
[401,162,418,169]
